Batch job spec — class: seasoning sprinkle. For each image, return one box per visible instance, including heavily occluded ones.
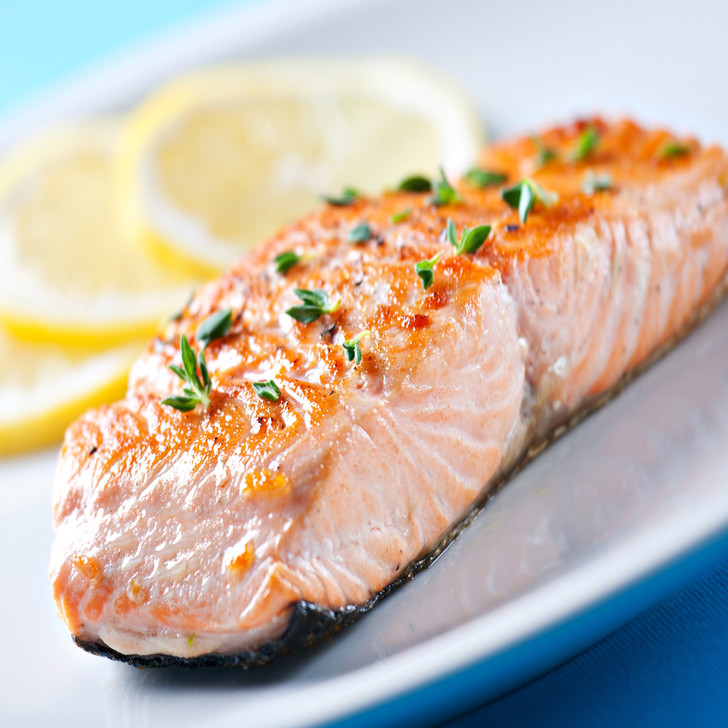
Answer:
[252,380,281,402]
[286,288,341,323]
[415,251,444,291]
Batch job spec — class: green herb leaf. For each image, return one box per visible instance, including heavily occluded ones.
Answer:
[397,175,432,192]
[320,187,359,206]
[275,251,302,274]
[500,178,558,224]
[294,288,334,307]
[571,125,599,162]
[447,218,458,247]
[252,380,281,402]
[196,309,232,349]
[446,218,492,255]
[582,172,613,194]
[657,140,690,160]
[198,352,211,389]
[342,330,371,365]
[391,207,412,224]
[461,226,492,254]
[429,166,461,207]
[169,364,186,380]
[501,181,535,223]
[347,222,372,243]
[530,178,559,207]
[180,334,200,385]
[533,136,559,167]
[162,334,212,411]
[464,167,507,188]
[415,251,444,291]
[160,395,200,412]
[286,288,341,323]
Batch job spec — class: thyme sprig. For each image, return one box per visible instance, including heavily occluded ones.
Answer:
[657,140,690,160]
[275,251,302,274]
[397,174,432,192]
[446,218,492,255]
[429,166,461,207]
[347,223,372,243]
[320,187,359,206]
[162,309,234,411]
[582,172,613,194]
[391,207,412,224]
[415,251,444,291]
[274,250,317,274]
[342,331,371,365]
[196,309,232,349]
[500,178,558,224]
[162,335,212,412]
[286,288,341,323]
[464,167,507,188]
[533,136,558,167]
[571,125,599,161]
[253,380,281,402]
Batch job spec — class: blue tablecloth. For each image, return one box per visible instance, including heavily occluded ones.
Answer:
[3,2,726,725]
[445,556,728,727]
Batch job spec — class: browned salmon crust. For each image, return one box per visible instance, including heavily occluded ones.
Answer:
[50,118,728,666]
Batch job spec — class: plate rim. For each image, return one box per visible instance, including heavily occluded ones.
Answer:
[4,1,728,726]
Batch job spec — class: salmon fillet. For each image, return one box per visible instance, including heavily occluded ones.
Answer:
[49,118,728,665]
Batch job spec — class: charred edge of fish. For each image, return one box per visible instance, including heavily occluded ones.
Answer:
[72,601,362,669]
[71,494,498,670]
[74,278,728,669]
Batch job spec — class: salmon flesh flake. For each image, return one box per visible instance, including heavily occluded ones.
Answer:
[49,119,728,666]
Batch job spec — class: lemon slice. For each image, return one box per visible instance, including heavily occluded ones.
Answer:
[0,120,200,346]
[119,57,484,272]
[0,326,141,455]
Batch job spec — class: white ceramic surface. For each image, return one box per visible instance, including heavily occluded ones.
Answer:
[2,0,728,726]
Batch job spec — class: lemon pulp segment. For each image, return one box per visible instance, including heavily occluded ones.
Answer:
[0,120,200,345]
[0,327,142,455]
[120,58,484,271]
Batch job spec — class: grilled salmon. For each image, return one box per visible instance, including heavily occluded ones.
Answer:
[49,119,728,665]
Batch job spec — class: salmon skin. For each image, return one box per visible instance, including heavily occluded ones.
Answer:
[50,119,728,667]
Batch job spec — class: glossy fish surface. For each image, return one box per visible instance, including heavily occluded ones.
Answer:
[49,119,728,665]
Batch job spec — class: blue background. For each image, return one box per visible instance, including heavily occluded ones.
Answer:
[2,2,727,725]
[0,1,235,112]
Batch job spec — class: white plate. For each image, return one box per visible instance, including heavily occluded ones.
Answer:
[3,0,728,726]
